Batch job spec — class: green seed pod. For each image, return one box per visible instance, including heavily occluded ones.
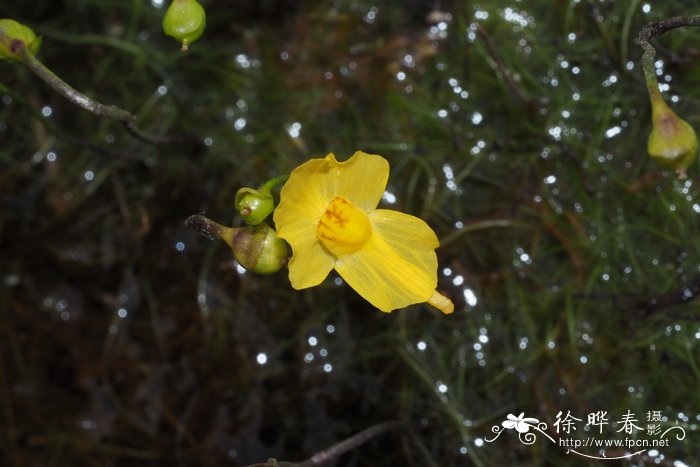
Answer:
[162,0,206,51]
[224,223,288,275]
[0,19,41,62]
[235,187,274,226]
[185,215,288,274]
[647,93,698,179]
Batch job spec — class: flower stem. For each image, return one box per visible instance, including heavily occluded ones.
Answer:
[185,214,228,240]
[20,48,133,121]
[639,15,700,95]
[260,174,288,193]
[14,38,191,146]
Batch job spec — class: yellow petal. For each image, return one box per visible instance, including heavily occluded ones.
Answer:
[334,151,389,212]
[285,228,335,289]
[274,159,333,233]
[274,155,333,288]
[274,151,390,235]
[273,195,334,289]
[333,209,439,312]
[280,152,389,211]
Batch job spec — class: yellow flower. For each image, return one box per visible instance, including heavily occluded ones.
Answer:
[273,151,454,314]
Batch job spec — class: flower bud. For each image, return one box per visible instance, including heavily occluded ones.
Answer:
[647,92,698,179]
[162,0,206,51]
[234,175,288,226]
[235,187,274,226]
[0,19,41,62]
[185,215,288,274]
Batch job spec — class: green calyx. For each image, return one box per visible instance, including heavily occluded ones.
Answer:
[224,223,288,275]
[162,0,206,51]
[0,18,41,62]
[185,215,288,275]
[647,92,698,179]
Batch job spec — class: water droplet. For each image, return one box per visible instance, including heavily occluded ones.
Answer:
[458,288,475,308]
[234,118,246,131]
[286,122,302,138]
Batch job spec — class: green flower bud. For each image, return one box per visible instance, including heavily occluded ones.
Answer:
[162,0,206,51]
[185,215,288,274]
[647,92,698,179]
[235,187,274,226]
[0,19,41,62]
[234,175,288,226]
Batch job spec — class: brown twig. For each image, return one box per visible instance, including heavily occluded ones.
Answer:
[638,15,700,90]
[185,214,225,240]
[247,421,415,467]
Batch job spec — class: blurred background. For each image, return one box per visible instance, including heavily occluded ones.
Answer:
[1,0,700,465]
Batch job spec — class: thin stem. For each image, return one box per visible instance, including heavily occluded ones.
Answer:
[301,421,403,466]
[638,15,700,42]
[246,421,408,467]
[123,120,182,145]
[185,214,227,240]
[19,46,133,121]
[260,174,289,193]
[620,0,641,65]
[6,33,195,147]
[639,15,700,92]
[439,219,517,247]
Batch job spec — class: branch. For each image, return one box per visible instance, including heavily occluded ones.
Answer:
[638,15,700,91]
[246,420,428,467]
[5,32,199,148]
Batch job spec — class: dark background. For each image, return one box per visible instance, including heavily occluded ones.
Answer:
[1,1,699,465]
